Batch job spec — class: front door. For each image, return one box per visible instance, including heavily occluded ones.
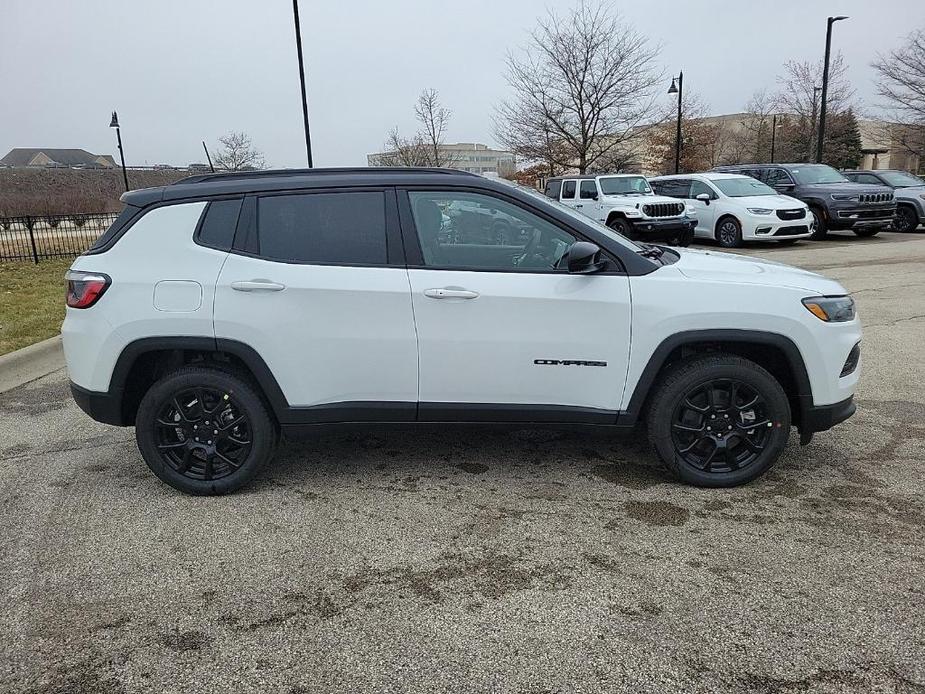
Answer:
[213,189,418,420]
[401,188,631,421]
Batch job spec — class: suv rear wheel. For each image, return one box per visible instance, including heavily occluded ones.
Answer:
[135,366,278,495]
[645,355,791,487]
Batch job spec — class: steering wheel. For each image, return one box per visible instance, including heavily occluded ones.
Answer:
[515,228,543,267]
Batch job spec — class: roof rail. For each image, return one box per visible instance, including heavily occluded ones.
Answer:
[173,166,480,185]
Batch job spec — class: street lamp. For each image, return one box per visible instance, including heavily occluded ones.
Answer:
[816,15,848,163]
[770,114,783,162]
[291,0,314,167]
[109,111,129,192]
[667,71,683,174]
[809,86,822,157]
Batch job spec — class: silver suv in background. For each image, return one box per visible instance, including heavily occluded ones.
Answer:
[842,169,925,233]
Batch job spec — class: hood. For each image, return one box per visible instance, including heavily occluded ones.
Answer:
[733,194,806,209]
[601,193,681,207]
[670,246,846,294]
[797,181,892,197]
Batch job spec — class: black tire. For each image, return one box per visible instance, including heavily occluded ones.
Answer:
[607,216,634,239]
[645,355,791,487]
[809,207,828,239]
[135,366,278,495]
[892,205,919,233]
[716,217,743,248]
[852,227,880,238]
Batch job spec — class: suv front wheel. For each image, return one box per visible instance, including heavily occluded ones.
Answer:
[646,355,791,487]
[135,366,279,495]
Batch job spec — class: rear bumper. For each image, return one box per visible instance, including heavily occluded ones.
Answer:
[801,395,856,433]
[70,381,124,426]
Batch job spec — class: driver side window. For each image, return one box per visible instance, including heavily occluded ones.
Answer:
[408,191,577,272]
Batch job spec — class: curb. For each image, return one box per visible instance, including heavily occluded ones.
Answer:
[0,335,65,394]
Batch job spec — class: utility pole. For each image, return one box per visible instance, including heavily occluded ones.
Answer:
[292,0,314,167]
[770,114,778,162]
[816,16,848,163]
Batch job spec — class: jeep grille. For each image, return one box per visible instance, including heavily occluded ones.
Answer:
[859,192,893,203]
[642,202,684,217]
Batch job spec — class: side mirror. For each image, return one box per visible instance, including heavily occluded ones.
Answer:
[590,192,599,200]
[565,241,607,274]
[695,193,711,205]
[776,183,795,191]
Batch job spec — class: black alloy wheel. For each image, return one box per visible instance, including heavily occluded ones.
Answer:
[645,354,790,487]
[670,378,771,473]
[607,216,634,240]
[136,366,278,494]
[153,386,252,481]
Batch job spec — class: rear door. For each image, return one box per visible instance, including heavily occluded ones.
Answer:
[559,179,578,209]
[213,188,418,420]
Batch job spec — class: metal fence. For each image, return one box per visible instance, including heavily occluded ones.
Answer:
[0,213,118,263]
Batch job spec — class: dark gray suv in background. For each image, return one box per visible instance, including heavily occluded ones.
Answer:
[842,169,925,233]
[713,163,896,239]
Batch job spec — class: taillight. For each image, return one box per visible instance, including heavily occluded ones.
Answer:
[65,270,111,309]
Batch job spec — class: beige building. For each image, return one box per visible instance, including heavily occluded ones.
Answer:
[367,142,516,176]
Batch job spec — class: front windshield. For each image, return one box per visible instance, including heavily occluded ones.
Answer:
[598,176,651,196]
[713,177,777,197]
[879,170,925,187]
[789,164,849,185]
[497,179,644,252]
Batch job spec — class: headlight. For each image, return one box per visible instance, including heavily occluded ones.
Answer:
[802,296,856,322]
[831,193,859,201]
[747,208,773,215]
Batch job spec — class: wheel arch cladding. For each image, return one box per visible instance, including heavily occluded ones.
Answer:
[621,329,811,427]
[110,337,289,425]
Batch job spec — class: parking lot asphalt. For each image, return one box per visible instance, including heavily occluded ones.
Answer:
[1,231,924,694]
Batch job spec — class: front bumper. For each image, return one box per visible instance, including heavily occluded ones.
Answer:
[831,204,896,228]
[629,216,696,237]
[801,395,856,433]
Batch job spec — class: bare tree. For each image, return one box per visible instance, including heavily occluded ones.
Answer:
[211,132,266,171]
[494,1,662,174]
[373,127,432,166]
[645,91,729,174]
[872,29,925,168]
[373,89,458,167]
[414,89,456,167]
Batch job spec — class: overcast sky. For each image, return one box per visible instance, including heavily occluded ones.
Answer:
[2,0,924,168]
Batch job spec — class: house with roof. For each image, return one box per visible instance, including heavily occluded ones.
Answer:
[0,148,116,168]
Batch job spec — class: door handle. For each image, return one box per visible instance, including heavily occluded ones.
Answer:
[574,204,583,208]
[230,280,286,292]
[424,288,479,300]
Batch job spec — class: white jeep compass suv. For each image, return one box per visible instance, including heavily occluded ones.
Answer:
[63,168,860,495]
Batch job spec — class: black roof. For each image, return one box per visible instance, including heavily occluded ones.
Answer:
[122,167,484,206]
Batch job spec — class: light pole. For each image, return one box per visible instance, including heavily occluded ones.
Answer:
[109,111,129,192]
[816,16,848,163]
[667,72,683,174]
[291,0,314,167]
[770,114,783,162]
[809,86,822,158]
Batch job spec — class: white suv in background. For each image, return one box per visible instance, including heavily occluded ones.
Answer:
[649,173,814,248]
[63,168,860,495]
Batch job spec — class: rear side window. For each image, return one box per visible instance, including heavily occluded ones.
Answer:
[255,191,387,264]
[561,180,576,199]
[85,204,141,254]
[545,179,562,199]
[197,198,242,251]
